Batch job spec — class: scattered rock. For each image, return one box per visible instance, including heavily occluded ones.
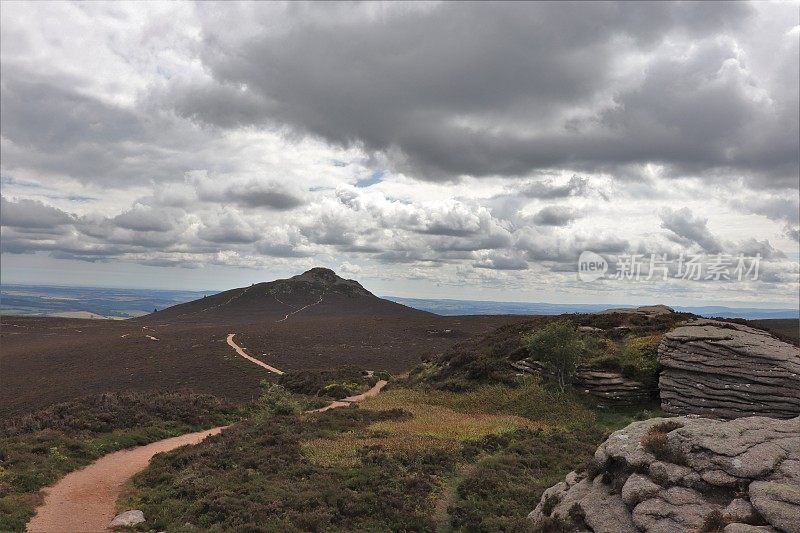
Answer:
[658,319,800,419]
[528,415,800,532]
[109,510,145,528]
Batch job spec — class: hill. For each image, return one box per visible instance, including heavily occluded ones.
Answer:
[147,268,426,323]
[0,269,522,418]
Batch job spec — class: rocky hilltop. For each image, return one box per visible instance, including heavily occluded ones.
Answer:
[658,319,800,420]
[528,415,800,533]
[145,267,428,322]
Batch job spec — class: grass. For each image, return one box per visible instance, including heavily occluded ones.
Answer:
[584,334,663,387]
[362,381,599,429]
[449,427,606,532]
[0,391,244,532]
[277,366,380,399]
[117,376,652,532]
[120,408,453,532]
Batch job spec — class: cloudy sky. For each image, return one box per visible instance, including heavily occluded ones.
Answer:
[1,1,798,307]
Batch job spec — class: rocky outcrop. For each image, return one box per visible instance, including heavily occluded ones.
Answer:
[573,369,654,406]
[598,305,675,317]
[658,319,800,419]
[511,359,654,406]
[528,415,800,533]
[109,510,145,528]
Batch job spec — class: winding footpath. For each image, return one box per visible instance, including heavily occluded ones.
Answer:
[226,333,285,374]
[310,379,388,412]
[26,427,224,533]
[26,334,385,532]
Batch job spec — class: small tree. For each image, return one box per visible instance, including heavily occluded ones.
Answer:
[523,320,585,393]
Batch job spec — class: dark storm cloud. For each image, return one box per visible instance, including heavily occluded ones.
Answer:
[660,207,724,253]
[519,231,630,264]
[197,211,259,244]
[197,179,307,210]
[0,196,74,229]
[112,206,175,232]
[520,176,590,199]
[168,1,797,186]
[531,206,580,227]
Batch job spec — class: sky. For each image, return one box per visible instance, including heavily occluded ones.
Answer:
[1,1,798,308]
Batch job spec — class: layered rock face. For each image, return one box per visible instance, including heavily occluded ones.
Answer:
[511,359,654,406]
[528,415,800,533]
[573,369,654,406]
[658,320,800,419]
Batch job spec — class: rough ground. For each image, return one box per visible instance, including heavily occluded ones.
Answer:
[528,415,800,533]
[0,313,521,418]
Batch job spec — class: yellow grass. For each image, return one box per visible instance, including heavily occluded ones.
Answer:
[302,433,457,467]
[368,402,540,441]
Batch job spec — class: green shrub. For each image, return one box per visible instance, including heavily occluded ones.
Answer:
[320,383,353,399]
[449,427,606,532]
[259,382,300,416]
[523,320,585,392]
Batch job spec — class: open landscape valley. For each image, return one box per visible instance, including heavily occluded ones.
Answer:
[1,268,798,532]
[2,2,798,531]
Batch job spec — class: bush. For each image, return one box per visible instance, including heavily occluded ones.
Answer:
[277,367,372,398]
[524,320,585,392]
[320,383,354,399]
[259,382,300,416]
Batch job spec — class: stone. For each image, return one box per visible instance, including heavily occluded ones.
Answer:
[631,486,721,532]
[658,319,800,419]
[528,415,800,533]
[749,480,800,533]
[621,473,661,507]
[109,510,145,528]
[724,525,780,533]
[573,368,654,406]
[722,498,760,524]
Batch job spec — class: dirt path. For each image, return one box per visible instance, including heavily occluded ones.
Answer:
[26,427,224,533]
[276,292,325,323]
[26,343,384,531]
[226,333,285,375]
[309,379,388,412]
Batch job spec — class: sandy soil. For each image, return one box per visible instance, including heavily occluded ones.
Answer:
[26,427,224,533]
[226,333,285,374]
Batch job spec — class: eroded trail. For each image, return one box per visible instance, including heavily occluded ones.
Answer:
[27,339,384,532]
[26,427,224,533]
[226,333,285,375]
[309,379,388,412]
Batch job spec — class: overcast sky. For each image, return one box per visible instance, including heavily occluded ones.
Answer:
[1,1,798,307]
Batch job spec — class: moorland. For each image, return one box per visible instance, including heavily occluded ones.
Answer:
[1,268,797,531]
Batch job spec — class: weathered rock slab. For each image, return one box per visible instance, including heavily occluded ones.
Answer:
[528,415,800,532]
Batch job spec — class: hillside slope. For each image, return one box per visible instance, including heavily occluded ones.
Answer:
[146,268,426,323]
